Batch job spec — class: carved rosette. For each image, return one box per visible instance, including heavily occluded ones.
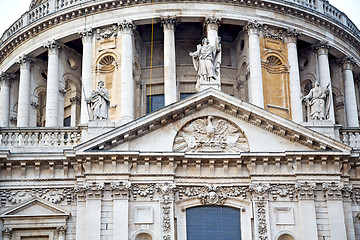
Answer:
[173,116,249,153]
[295,182,316,199]
[323,182,343,200]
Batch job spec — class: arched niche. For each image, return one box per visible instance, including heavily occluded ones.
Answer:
[278,233,295,240]
[134,233,152,240]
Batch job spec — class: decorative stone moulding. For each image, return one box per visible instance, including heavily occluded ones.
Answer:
[173,115,249,153]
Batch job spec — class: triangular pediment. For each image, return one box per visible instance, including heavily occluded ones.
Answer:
[75,88,351,153]
[1,198,70,218]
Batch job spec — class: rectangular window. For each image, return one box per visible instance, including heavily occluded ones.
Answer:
[147,94,165,113]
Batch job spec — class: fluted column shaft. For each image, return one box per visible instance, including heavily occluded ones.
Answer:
[246,21,264,108]
[17,55,33,127]
[0,73,13,127]
[286,30,303,123]
[162,16,177,106]
[315,42,335,123]
[119,20,135,124]
[342,57,359,127]
[79,30,94,124]
[44,40,61,127]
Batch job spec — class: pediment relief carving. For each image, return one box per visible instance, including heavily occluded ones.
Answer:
[173,115,249,153]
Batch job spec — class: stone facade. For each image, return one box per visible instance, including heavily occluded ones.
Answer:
[1,0,360,240]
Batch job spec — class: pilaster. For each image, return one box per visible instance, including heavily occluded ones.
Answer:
[111,181,130,240]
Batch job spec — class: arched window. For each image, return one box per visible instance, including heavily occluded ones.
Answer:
[278,233,295,240]
[135,233,152,240]
[186,206,241,240]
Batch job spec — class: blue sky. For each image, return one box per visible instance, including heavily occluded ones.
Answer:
[0,0,359,36]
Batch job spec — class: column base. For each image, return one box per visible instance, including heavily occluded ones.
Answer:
[301,120,341,140]
[81,120,115,140]
[197,80,221,92]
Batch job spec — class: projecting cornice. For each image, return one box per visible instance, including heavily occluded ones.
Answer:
[74,88,352,153]
[0,0,359,67]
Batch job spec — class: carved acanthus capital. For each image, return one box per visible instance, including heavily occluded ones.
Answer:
[110,181,130,199]
[161,16,177,31]
[56,226,67,236]
[0,72,14,85]
[250,183,270,200]
[43,40,62,55]
[17,55,33,69]
[323,182,343,200]
[129,183,155,200]
[2,228,12,238]
[245,20,262,35]
[204,16,221,31]
[270,184,295,200]
[285,28,300,43]
[312,40,332,56]
[295,182,316,199]
[339,57,355,71]
[118,20,135,35]
[79,28,94,43]
[74,182,104,199]
[96,25,118,40]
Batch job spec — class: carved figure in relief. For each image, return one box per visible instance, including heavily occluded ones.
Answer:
[86,81,110,120]
[173,116,249,153]
[301,81,330,120]
[189,37,221,90]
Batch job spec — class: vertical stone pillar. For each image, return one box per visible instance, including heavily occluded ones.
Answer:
[161,16,177,106]
[57,226,67,240]
[342,185,356,240]
[341,57,359,127]
[75,190,86,240]
[323,182,347,240]
[79,29,94,125]
[111,182,129,240]
[313,41,335,123]
[0,73,13,127]
[295,182,319,240]
[285,29,303,123]
[157,182,176,240]
[1,228,12,240]
[204,16,220,47]
[44,40,62,127]
[246,21,264,108]
[17,55,33,127]
[119,20,135,124]
[70,96,80,126]
[250,184,270,240]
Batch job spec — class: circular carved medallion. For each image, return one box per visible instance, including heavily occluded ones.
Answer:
[173,116,249,153]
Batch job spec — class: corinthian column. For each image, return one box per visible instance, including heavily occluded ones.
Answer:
[119,20,135,124]
[0,72,13,127]
[313,41,335,124]
[285,29,303,123]
[44,40,61,127]
[17,55,33,127]
[79,29,94,124]
[161,16,177,106]
[204,16,221,46]
[341,57,359,127]
[246,21,264,108]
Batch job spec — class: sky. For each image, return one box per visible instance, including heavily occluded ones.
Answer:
[0,0,359,37]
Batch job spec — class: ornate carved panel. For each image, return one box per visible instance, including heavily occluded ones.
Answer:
[173,116,249,153]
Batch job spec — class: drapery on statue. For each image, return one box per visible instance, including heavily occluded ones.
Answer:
[301,81,330,121]
[86,81,110,120]
[189,37,221,90]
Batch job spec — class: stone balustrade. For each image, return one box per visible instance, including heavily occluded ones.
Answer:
[0,0,359,46]
[340,128,360,149]
[0,127,81,148]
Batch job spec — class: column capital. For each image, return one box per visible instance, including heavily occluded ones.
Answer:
[245,20,262,35]
[57,226,67,236]
[43,40,62,55]
[0,72,14,85]
[161,16,177,31]
[17,55,33,69]
[339,56,355,71]
[79,28,94,43]
[204,16,221,31]
[2,228,12,238]
[118,20,135,35]
[312,40,332,56]
[285,28,300,43]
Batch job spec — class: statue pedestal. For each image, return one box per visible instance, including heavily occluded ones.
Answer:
[301,120,341,140]
[81,120,115,141]
[198,80,221,92]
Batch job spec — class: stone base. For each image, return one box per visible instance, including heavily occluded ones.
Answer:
[198,80,221,91]
[81,120,115,140]
[301,120,341,140]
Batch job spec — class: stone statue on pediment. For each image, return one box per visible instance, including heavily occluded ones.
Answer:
[301,81,330,121]
[86,81,110,120]
[189,37,221,91]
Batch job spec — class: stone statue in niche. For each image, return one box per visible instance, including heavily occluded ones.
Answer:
[86,81,110,120]
[301,81,330,121]
[173,115,249,153]
[189,37,222,91]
